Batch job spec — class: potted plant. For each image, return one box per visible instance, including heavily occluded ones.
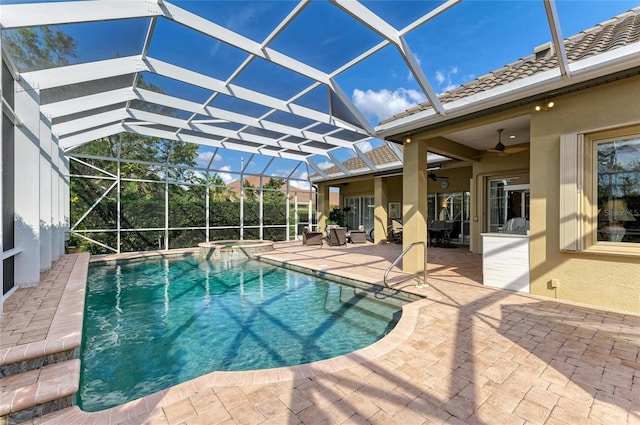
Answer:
[325,218,338,229]
[329,207,347,228]
[65,234,84,254]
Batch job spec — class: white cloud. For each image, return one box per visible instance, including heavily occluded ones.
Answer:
[433,66,461,94]
[356,141,373,153]
[217,165,235,184]
[352,88,426,123]
[317,161,334,170]
[292,171,311,190]
[196,151,222,169]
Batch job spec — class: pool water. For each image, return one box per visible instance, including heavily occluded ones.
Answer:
[79,257,408,411]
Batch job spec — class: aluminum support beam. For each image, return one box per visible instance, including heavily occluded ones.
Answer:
[544,0,571,79]
[0,1,162,28]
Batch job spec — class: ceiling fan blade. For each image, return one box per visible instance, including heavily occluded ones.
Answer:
[503,146,529,154]
[428,172,449,181]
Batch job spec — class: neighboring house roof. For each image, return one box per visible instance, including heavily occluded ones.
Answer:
[226,175,340,206]
[380,7,640,125]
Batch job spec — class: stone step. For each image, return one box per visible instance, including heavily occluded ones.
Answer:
[0,359,79,423]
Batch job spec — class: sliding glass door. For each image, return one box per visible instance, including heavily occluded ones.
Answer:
[344,196,374,234]
[427,191,470,244]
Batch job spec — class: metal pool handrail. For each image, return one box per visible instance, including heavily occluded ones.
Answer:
[383,241,428,288]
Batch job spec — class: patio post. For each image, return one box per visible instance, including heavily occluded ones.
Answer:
[402,139,428,274]
[317,183,330,233]
[374,176,387,244]
[13,78,41,285]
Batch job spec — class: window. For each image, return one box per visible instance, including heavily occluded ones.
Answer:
[595,135,640,243]
[560,125,640,254]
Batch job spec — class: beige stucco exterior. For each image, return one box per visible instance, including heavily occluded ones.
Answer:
[528,75,640,313]
[317,75,640,314]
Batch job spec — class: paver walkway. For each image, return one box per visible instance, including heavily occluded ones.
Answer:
[4,242,639,424]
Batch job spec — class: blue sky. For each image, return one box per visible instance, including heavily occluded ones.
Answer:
[7,0,636,124]
[3,0,639,182]
[344,0,640,125]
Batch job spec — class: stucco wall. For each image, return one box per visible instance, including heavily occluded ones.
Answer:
[386,176,403,204]
[339,175,403,204]
[529,75,640,313]
[338,179,373,200]
[427,166,472,194]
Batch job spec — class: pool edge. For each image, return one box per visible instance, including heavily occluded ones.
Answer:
[73,249,429,420]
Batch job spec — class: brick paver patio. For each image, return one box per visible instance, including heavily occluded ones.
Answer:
[2,242,639,424]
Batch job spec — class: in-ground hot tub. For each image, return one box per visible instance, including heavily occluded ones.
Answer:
[198,240,274,260]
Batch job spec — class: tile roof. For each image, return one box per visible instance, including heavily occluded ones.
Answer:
[380,7,640,125]
[318,143,402,176]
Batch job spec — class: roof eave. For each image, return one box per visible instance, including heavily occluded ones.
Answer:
[375,42,640,139]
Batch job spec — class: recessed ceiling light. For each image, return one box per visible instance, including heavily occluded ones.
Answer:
[509,135,516,139]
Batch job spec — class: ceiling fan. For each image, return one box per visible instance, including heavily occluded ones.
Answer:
[428,171,448,181]
[484,129,529,157]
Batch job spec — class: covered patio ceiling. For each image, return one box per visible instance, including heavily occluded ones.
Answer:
[2,0,637,182]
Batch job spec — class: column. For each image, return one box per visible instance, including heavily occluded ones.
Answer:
[402,139,428,274]
[374,176,388,244]
[317,183,330,233]
[62,155,70,250]
[14,78,41,285]
[39,114,52,270]
[50,143,62,260]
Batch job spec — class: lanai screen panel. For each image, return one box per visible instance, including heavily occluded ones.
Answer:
[2,0,636,177]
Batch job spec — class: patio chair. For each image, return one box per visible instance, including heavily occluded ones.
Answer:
[302,226,323,246]
[428,220,453,247]
[388,219,403,244]
[499,217,529,235]
[327,227,348,246]
[348,229,366,243]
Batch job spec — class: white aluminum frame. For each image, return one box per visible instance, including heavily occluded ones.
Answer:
[67,150,316,253]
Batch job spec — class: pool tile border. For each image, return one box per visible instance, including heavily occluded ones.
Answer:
[16,245,640,424]
[48,248,429,422]
[60,294,429,422]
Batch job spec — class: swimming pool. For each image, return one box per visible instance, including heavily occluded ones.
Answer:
[79,256,409,411]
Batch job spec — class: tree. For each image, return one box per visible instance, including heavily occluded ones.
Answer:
[242,179,258,202]
[7,25,298,251]
[4,26,77,71]
[263,177,286,204]
[209,174,234,202]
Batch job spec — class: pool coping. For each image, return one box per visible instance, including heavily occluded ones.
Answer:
[68,248,431,419]
[15,245,640,425]
[89,247,199,265]
[1,253,89,367]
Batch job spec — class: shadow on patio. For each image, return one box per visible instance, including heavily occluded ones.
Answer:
[14,243,639,424]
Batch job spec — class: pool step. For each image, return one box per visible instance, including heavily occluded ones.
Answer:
[0,359,80,424]
[0,253,89,424]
